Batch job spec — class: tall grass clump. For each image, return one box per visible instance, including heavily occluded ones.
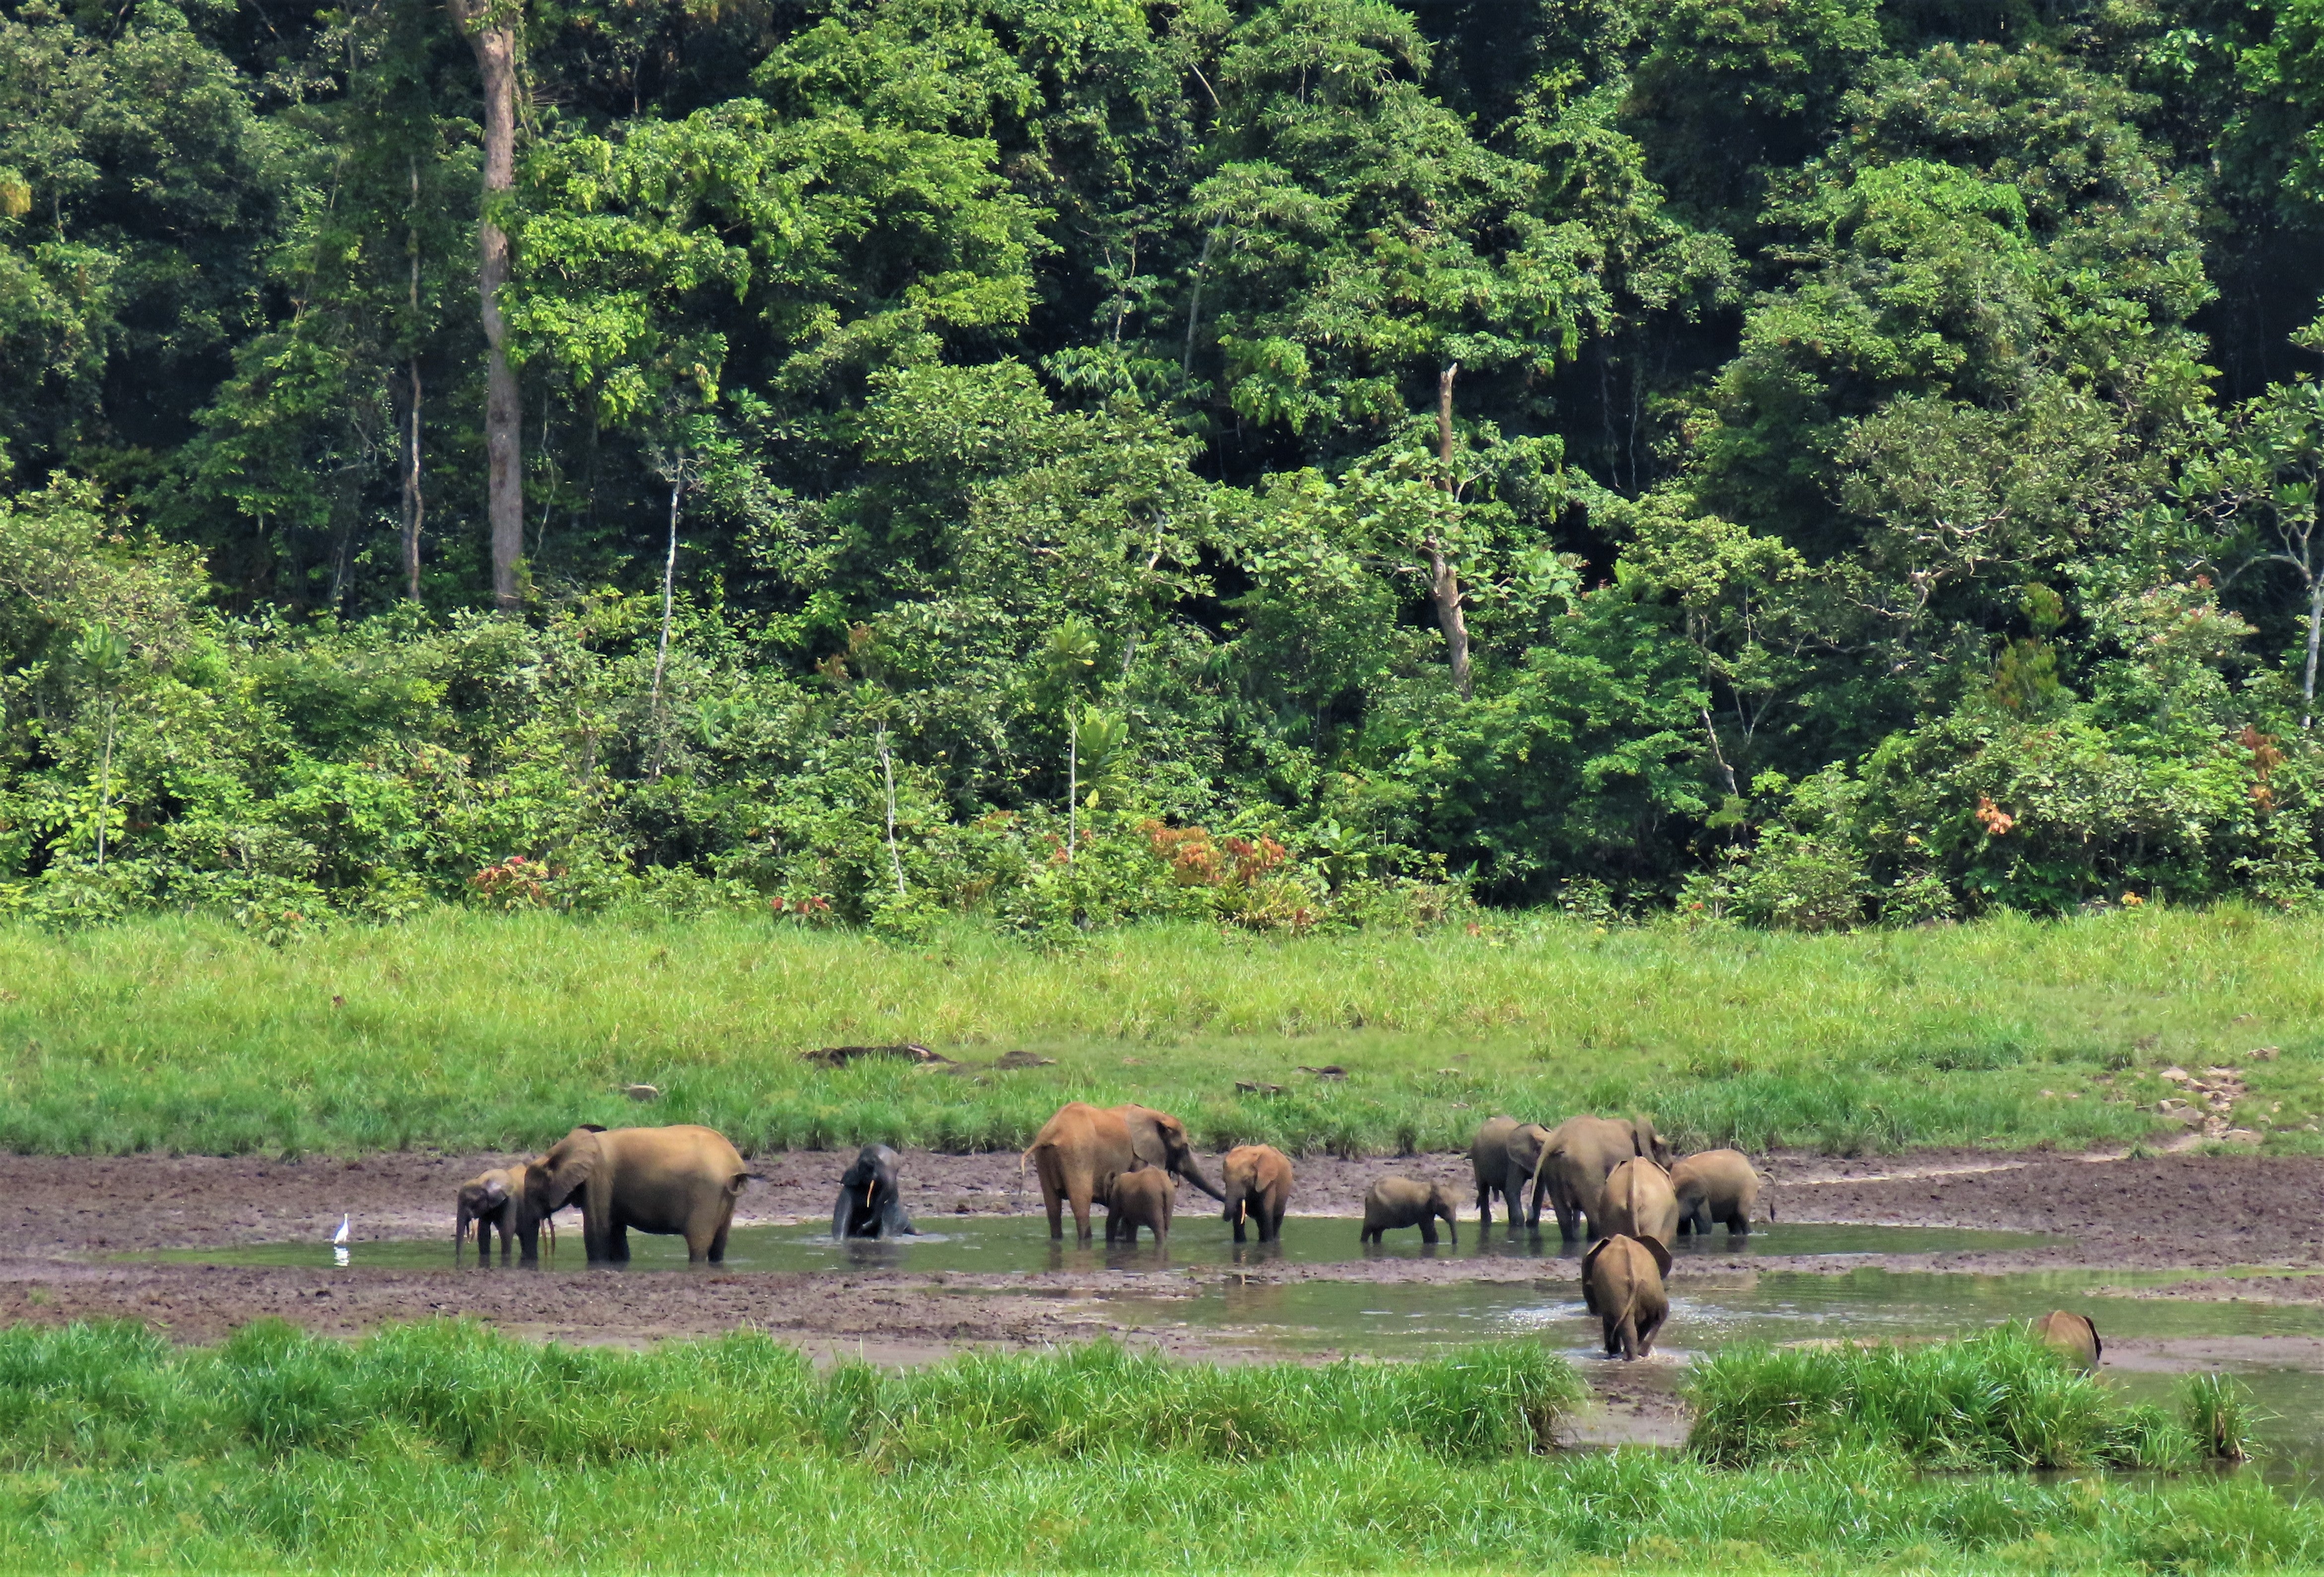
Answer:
[0,1321,1579,1470]
[1687,1330,2247,1471]
[857,1340,1581,1464]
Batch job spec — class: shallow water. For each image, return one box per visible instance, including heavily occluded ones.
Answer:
[132,1215,2052,1274]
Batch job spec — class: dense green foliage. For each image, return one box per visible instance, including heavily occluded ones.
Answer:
[4,907,2318,1156]
[1687,1328,2255,1470]
[4,0,2324,930]
[0,1322,2315,1572]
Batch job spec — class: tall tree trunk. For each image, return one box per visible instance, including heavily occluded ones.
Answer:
[452,0,524,611]
[2304,574,2322,730]
[402,158,424,603]
[1429,363,1473,700]
[403,356,424,601]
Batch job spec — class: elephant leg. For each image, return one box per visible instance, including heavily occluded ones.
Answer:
[1042,1182,1063,1240]
[1602,1314,1621,1356]
[1069,1179,1095,1244]
[607,1221,631,1263]
[1638,1307,1665,1357]
[1474,1181,1492,1230]
[1419,1221,1439,1244]
[1616,1310,1640,1361]
[1551,1188,1582,1242]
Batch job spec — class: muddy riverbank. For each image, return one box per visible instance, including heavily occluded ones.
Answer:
[0,1147,2315,1350]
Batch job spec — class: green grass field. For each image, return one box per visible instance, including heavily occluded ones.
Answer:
[0,1321,2305,1573]
[2,905,2319,1157]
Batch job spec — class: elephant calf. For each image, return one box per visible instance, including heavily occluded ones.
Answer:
[1582,1233,1672,1360]
[1221,1144,1293,1243]
[456,1163,548,1265]
[1105,1166,1174,1244]
[1671,1150,1766,1236]
[1469,1116,1552,1233]
[2032,1309,2102,1369]
[1361,1177,1459,1245]
[1595,1157,1679,1247]
[833,1143,917,1239]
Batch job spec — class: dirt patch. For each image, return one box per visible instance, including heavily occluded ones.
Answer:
[0,1147,2320,1358]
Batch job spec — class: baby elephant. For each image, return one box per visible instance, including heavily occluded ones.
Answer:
[1361,1176,1460,1245]
[2032,1309,2102,1369]
[455,1163,547,1265]
[1222,1144,1294,1243]
[1582,1233,1672,1360]
[833,1143,917,1239]
[1106,1164,1174,1244]
[1671,1149,1766,1236]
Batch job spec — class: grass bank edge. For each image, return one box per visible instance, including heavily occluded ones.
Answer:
[0,1321,2303,1573]
[3,906,2317,1157]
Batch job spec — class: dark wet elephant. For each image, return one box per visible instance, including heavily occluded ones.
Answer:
[833,1143,917,1239]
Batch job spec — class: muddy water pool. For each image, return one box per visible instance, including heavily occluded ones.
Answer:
[132,1216,2054,1273]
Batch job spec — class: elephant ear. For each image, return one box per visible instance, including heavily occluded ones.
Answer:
[539,1128,601,1210]
[1580,1238,1610,1312]
[1641,1235,1673,1279]
[1632,1116,1665,1165]
[478,1173,510,1208]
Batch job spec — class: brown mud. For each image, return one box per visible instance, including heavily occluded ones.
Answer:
[0,1150,2316,1395]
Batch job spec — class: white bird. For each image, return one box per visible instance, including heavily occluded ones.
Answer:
[332,1214,350,1246]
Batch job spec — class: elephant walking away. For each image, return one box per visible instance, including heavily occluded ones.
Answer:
[1469,1117,1554,1232]
[456,1163,554,1265]
[1022,1102,1222,1243]
[1582,1233,1672,1359]
[1221,1145,1293,1243]
[525,1124,750,1264]
[833,1144,917,1239]
[1361,1177,1459,1244]
[1595,1158,1679,1248]
[1105,1166,1174,1244]
[2032,1309,2102,1369]
[1540,1115,1668,1241]
[1671,1150,1766,1236]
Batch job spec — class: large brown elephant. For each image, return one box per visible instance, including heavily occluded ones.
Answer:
[1221,1144,1293,1243]
[455,1163,552,1265]
[1671,1149,1766,1236]
[1468,1117,1555,1232]
[1022,1102,1221,1242]
[523,1124,750,1264]
[1540,1114,1669,1241]
[1582,1233,1672,1359]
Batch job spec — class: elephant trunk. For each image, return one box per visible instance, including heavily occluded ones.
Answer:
[454,1201,470,1264]
[831,1187,854,1240]
[1176,1157,1226,1202]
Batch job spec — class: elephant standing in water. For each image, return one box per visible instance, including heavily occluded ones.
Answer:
[1221,1144,1293,1243]
[1671,1150,1767,1236]
[1105,1165,1174,1244]
[455,1163,553,1265]
[525,1124,750,1264]
[832,1144,917,1239]
[1468,1117,1554,1232]
[1582,1233,1672,1359]
[1540,1115,1668,1240]
[1594,1157,1680,1248]
[1361,1177,1459,1244]
[1022,1102,1222,1243]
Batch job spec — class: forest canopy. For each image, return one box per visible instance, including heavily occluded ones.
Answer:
[0,0,2320,935]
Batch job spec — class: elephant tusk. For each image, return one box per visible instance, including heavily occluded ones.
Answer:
[864,1180,875,1208]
